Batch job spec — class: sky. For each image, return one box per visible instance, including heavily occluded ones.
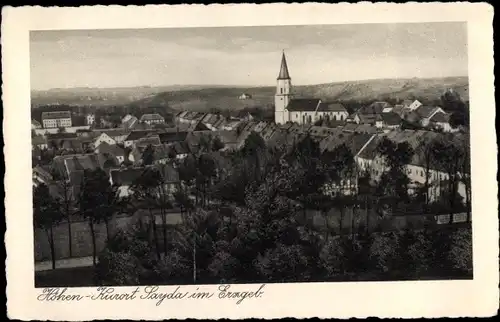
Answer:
[30,23,468,90]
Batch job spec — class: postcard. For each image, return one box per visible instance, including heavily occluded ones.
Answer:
[3,3,498,320]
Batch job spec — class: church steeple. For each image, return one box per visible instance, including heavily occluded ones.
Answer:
[275,51,292,125]
[277,50,291,80]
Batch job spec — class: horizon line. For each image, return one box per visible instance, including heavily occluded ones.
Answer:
[31,75,469,92]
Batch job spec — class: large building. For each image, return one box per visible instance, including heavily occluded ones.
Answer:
[41,111,72,129]
[274,51,349,125]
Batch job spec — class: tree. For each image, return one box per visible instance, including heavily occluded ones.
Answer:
[57,127,66,133]
[430,137,464,220]
[78,169,120,266]
[34,184,63,269]
[142,144,155,166]
[56,176,76,257]
[131,168,163,260]
[212,136,225,152]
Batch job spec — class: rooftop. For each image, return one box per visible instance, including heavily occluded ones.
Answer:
[286,98,321,112]
[41,111,71,120]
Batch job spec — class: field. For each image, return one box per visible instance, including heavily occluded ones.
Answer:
[31,76,469,111]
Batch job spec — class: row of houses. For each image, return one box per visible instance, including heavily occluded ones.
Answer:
[32,111,166,131]
[348,99,456,133]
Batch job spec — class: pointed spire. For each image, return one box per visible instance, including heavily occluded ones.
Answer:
[277,50,291,80]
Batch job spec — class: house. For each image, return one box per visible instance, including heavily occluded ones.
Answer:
[409,106,447,127]
[61,139,84,153]
[32,135,48,150]
[95,142,127,164]
[41,111,72,129]
[429,112,453,132]
[140,114,165,125]
[94,129,129,144]
[381,112,402,130]
[153,144,174,164]
[33,165,53,187]
[238,93,252,100]
[124,130,158,148]
[355,130,467,203]
[169,141,191,160]
[32,119,42,129]
[201,114,226,131]
[135,135,161,149]
[158,131,189,145]
[220,119,242,131]
[122,114,139,130]
[403,99,423,111]
[86,113,96,126]
[110,167,145,197]
[94,132,117,148]
[176,111,207,125]
[353,113,384,128]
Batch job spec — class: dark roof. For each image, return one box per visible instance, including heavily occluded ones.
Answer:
[286,99,321,112]
[136,135,161,148]
[358,102,389,115]
[111,168,145,186]
[277,51,291,80]
[41,111,71,120]
[416,106,440,119]
[317,102,347,112]
[47,133,78,140]
[96,142,126,157]
[430,112,449,123]
[158,131,188,144]
[125,130,157,141]
[381,112,402,126]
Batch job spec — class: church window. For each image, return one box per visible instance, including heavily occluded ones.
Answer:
[280,88,283,94]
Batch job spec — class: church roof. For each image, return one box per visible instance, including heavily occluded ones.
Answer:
[317,102,348,112]
[277,51,291,80]
[286,98,321,112]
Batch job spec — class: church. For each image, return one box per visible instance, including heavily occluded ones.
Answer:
[274,51,349,125]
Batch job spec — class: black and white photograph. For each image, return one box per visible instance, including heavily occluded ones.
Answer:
[30,21,475,288]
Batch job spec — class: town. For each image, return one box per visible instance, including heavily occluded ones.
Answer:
[33,51,472,287]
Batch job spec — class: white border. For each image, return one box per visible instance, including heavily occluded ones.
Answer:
[3,3,498,320]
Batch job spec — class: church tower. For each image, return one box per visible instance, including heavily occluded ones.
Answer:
[274,51,292,125]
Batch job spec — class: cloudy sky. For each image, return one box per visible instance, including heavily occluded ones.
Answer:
[30,23,468,90]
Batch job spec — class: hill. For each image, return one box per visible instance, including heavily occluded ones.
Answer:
[130,76,469,112]
[31,76,468,110]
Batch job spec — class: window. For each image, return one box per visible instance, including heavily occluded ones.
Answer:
[280,88,283,94]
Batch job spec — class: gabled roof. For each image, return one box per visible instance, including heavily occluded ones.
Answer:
[96,142,126,157]
[140,113,165,121]
[416,106,441,119]
[277,51,291,80]
[430,112,450,123]
[158,131,188,144]
[135,135,161,148]
[317,102,348,113]
[41,111,71,120]
[286,98,321,112]
[381,112,402,126]
[32,119,41,126]
[125,130,157,141]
